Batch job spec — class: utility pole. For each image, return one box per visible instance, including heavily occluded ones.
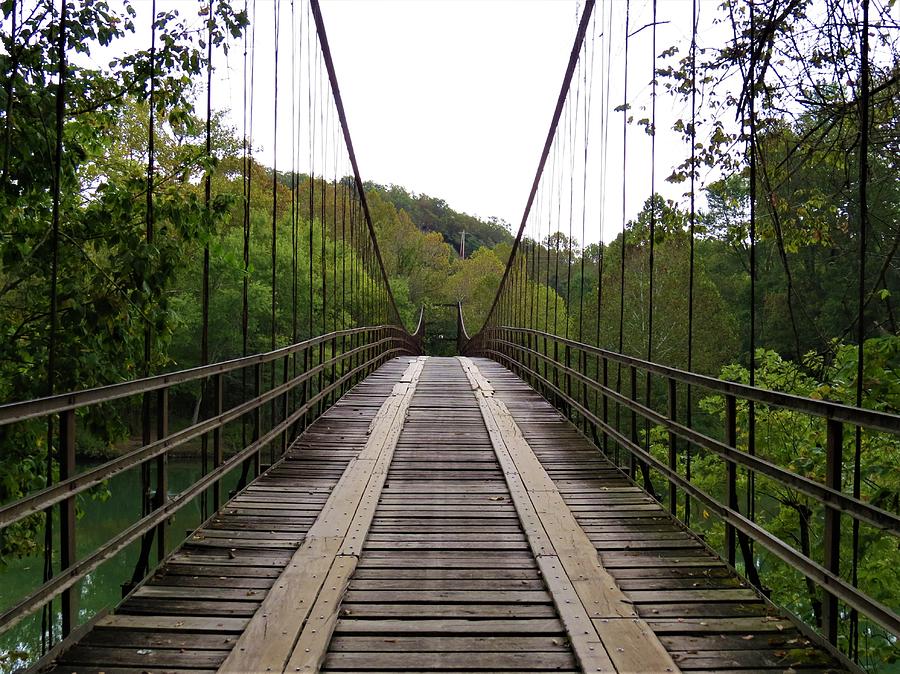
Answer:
[460,229,466,259]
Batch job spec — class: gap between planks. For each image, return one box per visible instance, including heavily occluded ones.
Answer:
[219,356,428,674]
[458,356,679,674]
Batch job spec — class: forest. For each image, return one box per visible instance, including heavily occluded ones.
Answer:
[0,0,898,671]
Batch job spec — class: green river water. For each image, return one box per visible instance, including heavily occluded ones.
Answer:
[0,459,241,673]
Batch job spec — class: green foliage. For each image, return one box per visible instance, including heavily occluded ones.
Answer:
[688,341,900,668]
[0,0,247,559]
[368,182,513,257]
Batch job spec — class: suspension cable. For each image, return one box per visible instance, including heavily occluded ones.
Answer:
[42,0,68,651]
[747,0,757,531]
[615,0,630,468]
[645,0,658,457]
[850,0,870,660]
[685,0,698,527]
[200,0,214,520]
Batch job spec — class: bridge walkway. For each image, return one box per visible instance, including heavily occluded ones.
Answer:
[45,357,848,674]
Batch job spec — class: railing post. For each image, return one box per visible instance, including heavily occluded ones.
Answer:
[59,409,77,637]
[725,393,738,567]
[331,333,338,404]
[552,337,560,395]
[579,347,589,435]
[155,388,169,563]
[281,353,290,455]
[253,361,262,474]
[823,418,843,645]
[629,365,638,480]
[601,356,609,456]
[212,373,224,511]
[301,345,310,434]
[667,377,677,516]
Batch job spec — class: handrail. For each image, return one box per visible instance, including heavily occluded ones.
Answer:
[0,326,415,426]
[0,332,409,529]
[0,327,418,642]
[471,326,900,433]
[0,339,411,636]
[466,325,900,648]
[482,334,900,533]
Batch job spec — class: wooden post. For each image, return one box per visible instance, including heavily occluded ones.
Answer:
[823,418,843,645]
[59,409,77,636]
[725,394,737,567]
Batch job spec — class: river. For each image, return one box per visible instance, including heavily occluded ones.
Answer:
[0,459,240,673]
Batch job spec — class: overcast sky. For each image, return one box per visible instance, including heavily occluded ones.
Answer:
[90,0,729,245]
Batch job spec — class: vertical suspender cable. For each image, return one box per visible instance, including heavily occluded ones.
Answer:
[320,72,327,336]
[615,0,630,467]
[747,0,758,532]
[645,0,658,452]
[850,0,869,660]
[239,0,255,484]
[685,0,698,527]
[308,7,315,344]
[639,0,658,499]
[200,0,213,520]
[291,0,298,354]
[202,0,213,380]
[596,0,612,350]
[578,26,593,345]
[270,0,280,454]
[43,0,67,651]
[332,127,337,335]
[135,0,158,580]
[565,76,579,340]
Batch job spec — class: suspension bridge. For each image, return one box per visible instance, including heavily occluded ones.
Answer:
[1,0,898,672]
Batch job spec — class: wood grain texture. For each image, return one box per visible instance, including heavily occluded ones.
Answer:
[44,356,851,674]
[220,357,426,673]
[322,358,580,673]
[474,357,851,674]
[47,358,417,674]
[460,356,677,674]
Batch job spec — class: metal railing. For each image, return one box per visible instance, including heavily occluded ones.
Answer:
[463,322,900,650]
[0,325,419,639]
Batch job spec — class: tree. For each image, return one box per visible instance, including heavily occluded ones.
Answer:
[0,0,247,558]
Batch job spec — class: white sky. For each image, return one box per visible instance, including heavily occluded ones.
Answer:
[318,0,720,244]
[76,0,733,245]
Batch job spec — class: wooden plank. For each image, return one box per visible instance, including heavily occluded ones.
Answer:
[459,356,679,674]
[284,554,357,673]
[219,357,426,674]
[332,618,567,634]
[323,651,578,670]
[94,614,248,632]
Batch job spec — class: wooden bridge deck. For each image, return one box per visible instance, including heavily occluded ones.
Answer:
[44,357,848,674]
